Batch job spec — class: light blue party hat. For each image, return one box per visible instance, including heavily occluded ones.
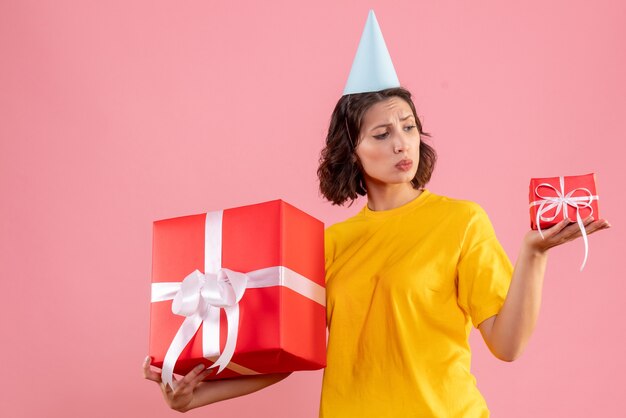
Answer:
[343,10,400,95]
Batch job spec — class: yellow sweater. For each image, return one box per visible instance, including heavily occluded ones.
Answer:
[320,190,513,418]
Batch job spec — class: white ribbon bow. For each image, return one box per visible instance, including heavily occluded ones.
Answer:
[151,268,249,387]
[529,176,599,271]
[173,268,247,371]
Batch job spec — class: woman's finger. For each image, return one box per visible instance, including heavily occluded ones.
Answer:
[189,367,214,387]
[587,219,611,235]
[541,218,571,239]
[177,363,207,390]
[557,216,595,241]
[566,219,610,240]
[550,217,611,246]
[547,216,591,241]
[561,216,606,240]
[161,376,179,394]
[143,356,162,383]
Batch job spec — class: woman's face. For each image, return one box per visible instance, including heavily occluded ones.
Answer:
[355,97,420,188]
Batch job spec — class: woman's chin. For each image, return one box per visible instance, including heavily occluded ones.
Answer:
[364,172,417,188]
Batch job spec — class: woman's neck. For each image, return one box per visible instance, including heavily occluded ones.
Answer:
[365,183,423,211]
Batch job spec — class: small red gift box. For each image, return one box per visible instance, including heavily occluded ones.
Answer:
[529,173,600,231]
[149,200,326,385]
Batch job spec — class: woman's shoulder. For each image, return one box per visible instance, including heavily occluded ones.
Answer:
[324,212,366,236]
[425,191,487,218]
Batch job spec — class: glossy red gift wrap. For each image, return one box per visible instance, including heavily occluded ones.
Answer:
[529,173,600,231]
[149,200,326,381]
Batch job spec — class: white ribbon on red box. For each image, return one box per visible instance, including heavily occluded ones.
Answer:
[529,176,599,271]
[151,210,325,387]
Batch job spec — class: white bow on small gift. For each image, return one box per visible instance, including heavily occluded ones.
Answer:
[530,176,599,271]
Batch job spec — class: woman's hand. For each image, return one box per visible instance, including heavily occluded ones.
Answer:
[143,356,291,411]
[143,356,212,413]
[523,216,611,254]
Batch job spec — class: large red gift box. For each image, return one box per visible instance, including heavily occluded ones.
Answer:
[149,200,326,382]
[529,173,600,231]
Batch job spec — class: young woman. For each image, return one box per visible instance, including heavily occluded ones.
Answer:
[143,87,609,416]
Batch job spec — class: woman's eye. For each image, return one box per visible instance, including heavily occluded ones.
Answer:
[373,132,389,140]
[404,125,417,131]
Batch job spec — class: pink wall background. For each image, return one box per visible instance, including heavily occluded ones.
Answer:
[1,1,624,416]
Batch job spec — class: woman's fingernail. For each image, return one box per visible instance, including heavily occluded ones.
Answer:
[144,356,150,363]
[195,364,205,371]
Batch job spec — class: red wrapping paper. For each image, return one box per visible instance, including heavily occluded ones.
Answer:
[149,199,326,380]
[529,173,600,230]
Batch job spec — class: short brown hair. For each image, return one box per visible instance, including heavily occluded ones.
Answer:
[317,87,436,206]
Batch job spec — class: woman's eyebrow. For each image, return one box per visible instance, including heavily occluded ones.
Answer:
[370,115,415,130]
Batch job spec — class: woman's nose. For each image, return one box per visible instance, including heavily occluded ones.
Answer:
[392,132,410,153]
